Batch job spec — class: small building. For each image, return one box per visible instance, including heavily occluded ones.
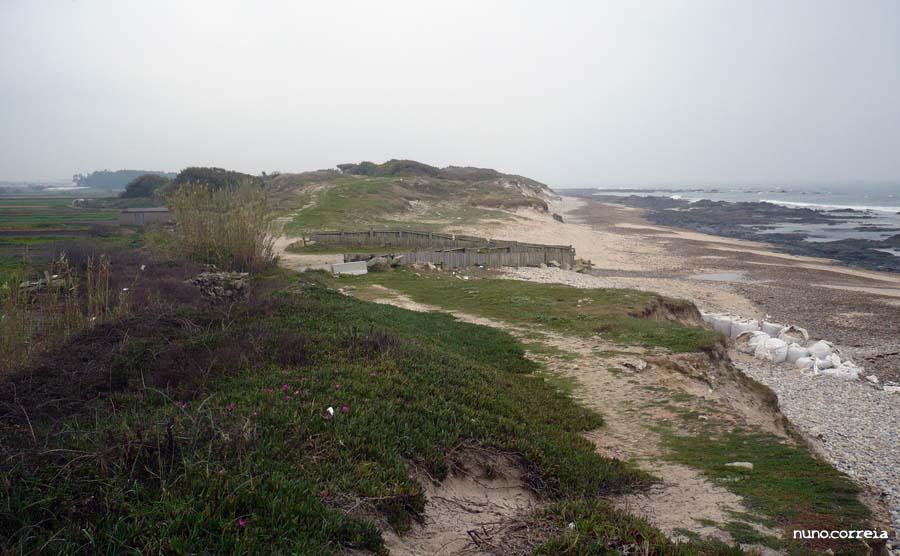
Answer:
[119,207,173,226]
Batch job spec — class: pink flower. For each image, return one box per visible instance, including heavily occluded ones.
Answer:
[175,401,188,409]
[237,517,247,528]
[341,404,350,414]
[369,371,377,378]
[334,383,341,390]
[281,384,290,392]
[225,403,234,412]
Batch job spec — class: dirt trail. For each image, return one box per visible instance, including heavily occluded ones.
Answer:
[353,285,781,550]
[272,234,342,272]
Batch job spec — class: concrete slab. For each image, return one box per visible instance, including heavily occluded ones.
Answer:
[331,261,368,276]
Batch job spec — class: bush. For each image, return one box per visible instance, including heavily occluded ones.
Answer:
[121,174,171,198]
[166,180,278,272]
[174,167,261,190]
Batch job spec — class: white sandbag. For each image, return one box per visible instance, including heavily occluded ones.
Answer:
[710,315,733,337]
[754,337,788,363]
[786,344,810,364]
[761,321,786,336]
[778,325,809,344]
[730,319,759,339]
[795,357,815,370]
[735,331,767,354]
[814,355,835,371]
[808,340,834,360]
[746,332,770,354]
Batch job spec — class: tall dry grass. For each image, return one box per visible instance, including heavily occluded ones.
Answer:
[0,252,127,376]
[166,180,278,272]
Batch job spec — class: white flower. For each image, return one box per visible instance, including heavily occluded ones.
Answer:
[122,287,129,292]
[140,264,146,271]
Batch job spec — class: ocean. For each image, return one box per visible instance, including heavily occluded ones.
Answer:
[574,184,900,250]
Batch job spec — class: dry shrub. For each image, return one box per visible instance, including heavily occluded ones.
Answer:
[166,180,278,272]
[0,253,127,376]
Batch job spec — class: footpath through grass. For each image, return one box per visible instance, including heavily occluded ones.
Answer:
[1,272,662,553]
[344,270,720,353]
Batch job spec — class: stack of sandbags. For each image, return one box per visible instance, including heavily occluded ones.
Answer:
[730,318,760,339]
[701,311,863,381]
[700,312,760,339]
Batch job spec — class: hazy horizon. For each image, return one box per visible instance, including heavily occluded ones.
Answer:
[2,1,899,187]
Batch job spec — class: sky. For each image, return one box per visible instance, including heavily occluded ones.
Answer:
[1,1,899,187]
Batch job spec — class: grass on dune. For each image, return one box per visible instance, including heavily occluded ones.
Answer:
[283,177,411,231]
[343,270,720,353]
[1,272,650,554]
[280,176,514,233]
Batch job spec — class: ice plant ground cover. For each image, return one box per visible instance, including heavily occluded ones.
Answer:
[2,269,750,554]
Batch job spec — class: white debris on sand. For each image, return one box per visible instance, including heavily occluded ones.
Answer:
[501,266,613,288]
[735,354,900,537]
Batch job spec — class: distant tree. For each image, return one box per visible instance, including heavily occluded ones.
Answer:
[74,170,176,190]
[120,174,171,198]
[174,167,262,190]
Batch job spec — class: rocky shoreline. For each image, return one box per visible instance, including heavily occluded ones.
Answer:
[565,191,900,273]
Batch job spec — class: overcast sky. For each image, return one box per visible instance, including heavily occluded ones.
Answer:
[1,1,899,186]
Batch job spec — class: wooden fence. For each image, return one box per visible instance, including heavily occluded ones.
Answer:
[348,248,573,268]
[304,229,574,268]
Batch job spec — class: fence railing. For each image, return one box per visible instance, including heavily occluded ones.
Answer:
[304,229,574,268]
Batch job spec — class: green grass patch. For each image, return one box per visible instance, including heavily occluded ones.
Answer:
[535,499,744,555]
[0,254,22,283]
[344,270,719,353]
[0,197,118,229]
[659,426,870,540]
